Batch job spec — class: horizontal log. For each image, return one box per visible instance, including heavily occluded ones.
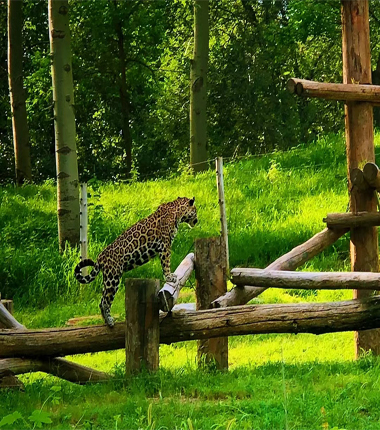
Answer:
[231,269,380,289]
[324,212,380,228]
[211,227,349,308]
[363,162,380,191]
[0,297,109,384]
[157,253,194,312]
[287,78,380,104]
[0,357,111,384]
[1,295,380,358]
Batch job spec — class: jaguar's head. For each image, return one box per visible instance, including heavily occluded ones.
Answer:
[177,197,198,228]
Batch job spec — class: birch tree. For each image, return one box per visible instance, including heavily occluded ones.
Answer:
[8,0,32,185]
[48,0,79,250]
[190,0,209,173]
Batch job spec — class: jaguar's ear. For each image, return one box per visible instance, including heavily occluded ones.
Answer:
[189,197,195,206]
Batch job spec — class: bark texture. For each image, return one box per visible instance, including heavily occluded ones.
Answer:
[125,279,160,375]
[341,0,380,356]
[8,0,32,185]
[2,295,380,358]
[211,227,348,308]
[49,0,80,249]
[195,237,228,370]
[190,0,209,172]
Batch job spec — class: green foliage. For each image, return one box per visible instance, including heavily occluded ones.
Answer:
[0,133,353,309]
[4,0,380,182]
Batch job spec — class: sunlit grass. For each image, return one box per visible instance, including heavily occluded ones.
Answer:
[3,133,380,429]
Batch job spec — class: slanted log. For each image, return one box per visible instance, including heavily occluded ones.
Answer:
[211,227,348,308]
[3,295,380,358]
[157,253,194,312]
[232,269,380,290]
[0,296,110,384]
[363,162,380,191]
[324,212,380,229]
[0,301,25,330]
[0,357,110,384]
[287,78,380,104]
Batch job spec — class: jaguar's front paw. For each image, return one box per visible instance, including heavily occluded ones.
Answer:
[165,273,177,284]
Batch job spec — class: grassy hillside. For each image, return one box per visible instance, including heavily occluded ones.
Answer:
[2,133,380,429]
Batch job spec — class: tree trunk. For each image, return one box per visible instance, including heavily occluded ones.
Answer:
[115,12,132,178]
[341,0,380,356]
[7,0,32,185]
[48,0,80,250]
[190,0,209,173]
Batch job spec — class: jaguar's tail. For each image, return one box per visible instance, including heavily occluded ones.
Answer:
[74,259,101,284]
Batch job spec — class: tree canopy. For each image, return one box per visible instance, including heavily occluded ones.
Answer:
[1,0,380,184]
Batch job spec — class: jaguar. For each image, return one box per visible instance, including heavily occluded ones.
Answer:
[74,196,198,327]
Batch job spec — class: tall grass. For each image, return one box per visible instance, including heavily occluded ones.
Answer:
[3,133,380,429]
[0,133,354,310]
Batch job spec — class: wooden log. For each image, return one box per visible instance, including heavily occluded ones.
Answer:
[342,0,380,356]
[287,78,380,104]
[1,300,14,315]
[211,227,348,308]
[125,279,160,375]
[351,168,371,191]
[363,162,380,191]
[0,294,110,385]
[195,237,228,370]
[324,212,380,229]
[0,357,110,384]
[231,269,380,290]
[0,301,25,330]
[3,295,380,358]
[157,253,194,312]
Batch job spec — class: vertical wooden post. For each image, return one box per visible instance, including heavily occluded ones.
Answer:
[125,279,160,375]
[195,237,228,370]
[80,183,88,276]
[216,157,229,273]
[341,0,380,356]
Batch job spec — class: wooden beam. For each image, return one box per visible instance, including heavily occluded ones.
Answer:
[0,357,110,384]
[342,0,380,356]
[363,162,380,191]
[351,168,371,191]
[287,78,380,104]
[211,227,348,308]
[324,212,380,229]
[2,295,380,358]
[125,279,159,375]
[231,268,380,290]
[0,295,110,384]
[195,237,228,370]
[157,253,194,312]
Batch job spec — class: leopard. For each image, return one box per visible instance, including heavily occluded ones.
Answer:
[74,196,198,327]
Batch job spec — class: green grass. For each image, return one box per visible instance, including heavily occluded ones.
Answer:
[2,132,380,429]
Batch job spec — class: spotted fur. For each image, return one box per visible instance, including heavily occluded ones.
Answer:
[74,197,198,327]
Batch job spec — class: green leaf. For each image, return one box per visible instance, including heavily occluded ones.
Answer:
[28,410,52,428]
[0,411,23,427]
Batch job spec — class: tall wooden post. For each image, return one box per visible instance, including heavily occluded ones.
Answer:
[341,0,380,356]
[195,237,228,370]
[125,279,160,375]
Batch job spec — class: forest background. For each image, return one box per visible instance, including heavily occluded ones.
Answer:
[3,0,380,184]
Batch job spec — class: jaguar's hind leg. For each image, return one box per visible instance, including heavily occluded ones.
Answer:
[99,268,121,328]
